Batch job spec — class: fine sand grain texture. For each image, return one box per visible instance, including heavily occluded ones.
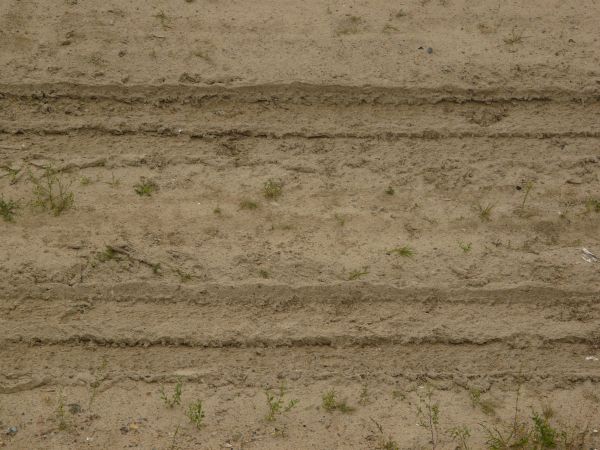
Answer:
[1,0,600,449]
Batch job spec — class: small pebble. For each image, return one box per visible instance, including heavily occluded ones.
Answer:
[427,47,433,54]
[6,427,17,436]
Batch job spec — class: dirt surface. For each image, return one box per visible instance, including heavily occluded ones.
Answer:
[1,1,600,449]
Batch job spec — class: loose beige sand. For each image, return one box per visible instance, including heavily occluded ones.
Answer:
[1,0,600,449]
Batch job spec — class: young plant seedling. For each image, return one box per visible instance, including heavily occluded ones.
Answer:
[0,196,18,222]
[88,357,108,409]
[447,425,471,450]
[263,179,283,199]
[160,378,183,408]
[385,186,395,195]
[348,267,369,280]
[458,242,472,253]
[417,386,440,449]
[387,246,414,257]
[586,198,600,213]
[322,390,355,413]
[240,200,259,210]
[265,383,298,421]
[56,392,70,431]
[478,203,494,222]
[30,167,74,216]
[187,400,205,429]
[371,418,400,450]
[520,181,534,211]
[134,177,158,196]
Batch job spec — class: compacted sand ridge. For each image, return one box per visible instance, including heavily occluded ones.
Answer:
[1,0,600,449]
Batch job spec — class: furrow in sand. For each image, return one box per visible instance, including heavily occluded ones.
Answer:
[1,83,599,104]
[2,284,599,349]
[1,342,599,393]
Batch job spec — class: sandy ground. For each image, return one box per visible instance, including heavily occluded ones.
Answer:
[1,0,600,449]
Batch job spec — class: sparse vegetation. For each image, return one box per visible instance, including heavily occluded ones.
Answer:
[0,196,18,222]
[80,176,92,186]
[160,378,183,408]
[520,180,534,210]
[213,206,222,215]
[334,213,347,227]
[478,203,494,222]
[108,172,120,188]
[348,267,369,280]
[88,357,108,409]
[240,199,259,210]
[417,386,440,450]
[385,185,395,195]
[154,10,172,29]
[176,269,192,282]
[480,384,530,449]
[388,246,414,257]
[97,246,122,262]
[335,15,365,36]
[1,165,22,184]
[503,27,524,45]
[186,400,205,429]
[263,179,283,199]
[30,167,74,215]
[265,383,298,421]
[447,425,471,450]
[585,198,600,213]
[134,177,158,196]
[259,269,270,279]
[322,389,354,413]
[56,393,70,431]
[459,242,472,253]
[371,418,400,450]
[531,412,557,448]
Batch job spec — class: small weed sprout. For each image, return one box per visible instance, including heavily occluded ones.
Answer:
[480,383,530,449]
[154,10,172,29]
[30,167,74,215]
[1,165,22,184]
[240,200,258,210]
[371,418,400,450]
[585,198,600,213]
[134,177,158,196]
[478,203,494,222]
[335,15,365,36]
[265,383,298,421]
[0,196,18,222]
[385,186,395,195]
[97,246,121,262]
[520,180,534,210]
[186,400,205,429]
[531,412,557,448]
[80,176,92,186]
[108,172,120,188]
[417,386,440,450]
[56,393,70,431]
[359,384,370,405]
[259,269,270,279]
[213,206,222,215]
[88,357,108,409]
[322,389,354,413]
[503,27,524,45]
[334,213,346,227]
[388,246,414,257]
[447,425,471,450]
[459,242,472,253]
[263,179,283,199]
[348,267,369,280]
[176,269,192,282]
[160,378,183,408]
